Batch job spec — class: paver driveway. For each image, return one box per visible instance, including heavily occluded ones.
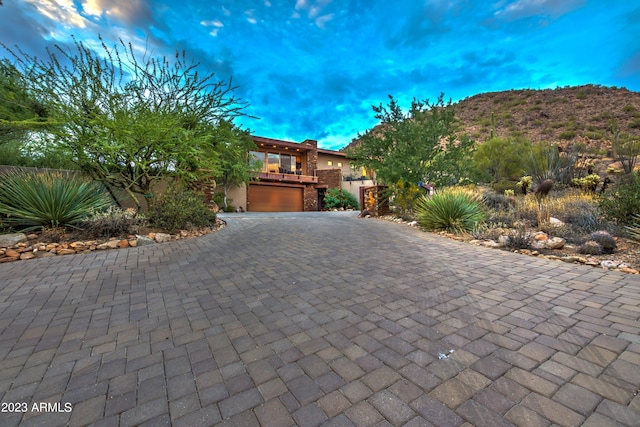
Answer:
[1,211,639,427]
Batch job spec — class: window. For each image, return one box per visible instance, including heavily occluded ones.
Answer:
[327,160,333,166]
[250,151,266,172]
[338,162,343,167]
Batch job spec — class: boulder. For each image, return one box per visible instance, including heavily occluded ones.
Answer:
[544,237,566,250]
[0,233,27,247]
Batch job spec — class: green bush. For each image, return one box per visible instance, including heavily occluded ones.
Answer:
[0,169,112,231]
[79,207,145,238]
[148,185,216,232]
[415,188,486,233]
[599,173,640,224]
[323,188,359,210]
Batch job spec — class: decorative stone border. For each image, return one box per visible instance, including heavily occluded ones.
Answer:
[0,220,225,263]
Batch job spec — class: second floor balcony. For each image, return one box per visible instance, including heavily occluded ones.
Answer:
[256,170,318,184]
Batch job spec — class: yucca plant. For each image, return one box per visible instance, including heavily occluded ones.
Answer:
[415,187,486,233]
[0,169,112,231]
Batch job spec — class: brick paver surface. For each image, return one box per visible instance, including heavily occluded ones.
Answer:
[1,211,639,426]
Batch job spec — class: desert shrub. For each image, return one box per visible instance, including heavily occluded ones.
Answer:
[390,181,422,220]
[0,169,112,231]
[557,196,603,232]
[324,188,359,210]
[79,207,145,238]
[503,227,532,250]
[482,191,516,211]
[148,185,216,232]
[491,180,517,195]
[572,174,601,193]
[578,241,602,255]
[599,173,640,224]
[626,214,640,243]
[588,231,616,254]
[559,130,577,140]
[415,187,485,233]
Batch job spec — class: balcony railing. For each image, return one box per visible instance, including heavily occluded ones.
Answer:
[256,172,318,184]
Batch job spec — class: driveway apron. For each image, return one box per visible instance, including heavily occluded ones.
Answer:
[0,212,639,426]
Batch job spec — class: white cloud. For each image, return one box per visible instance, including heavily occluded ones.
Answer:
[80,0,152,24]
[315,14,334,28]
[292,0,334,28]
[245,9,258,24]
[494,0,584,21]
[25,0,88,28]
[201,19,224,36]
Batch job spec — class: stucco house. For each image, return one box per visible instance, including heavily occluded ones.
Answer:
[219,135,373,212]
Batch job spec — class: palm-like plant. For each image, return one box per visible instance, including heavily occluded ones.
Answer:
[415,187,486,233]
[0,169,112,231]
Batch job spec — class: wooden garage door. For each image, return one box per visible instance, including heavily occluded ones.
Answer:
[248,184,303,212]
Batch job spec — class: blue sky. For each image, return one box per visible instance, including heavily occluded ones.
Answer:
[1,1,639,150]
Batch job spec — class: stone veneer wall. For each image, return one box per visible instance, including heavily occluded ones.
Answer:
[303,139,318,177]
[304,186,318,211]
[316,169,342,190]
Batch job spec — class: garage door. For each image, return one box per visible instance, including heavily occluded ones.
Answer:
[248,184,303,212]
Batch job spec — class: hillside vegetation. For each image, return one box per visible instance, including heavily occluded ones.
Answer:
[454,85,640,149]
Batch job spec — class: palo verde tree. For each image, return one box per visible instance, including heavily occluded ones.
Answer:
[0,59,52,144]
[0,59,75,168]
[2,36,248,210]
[347,94,476,188]
[212,119,261,209]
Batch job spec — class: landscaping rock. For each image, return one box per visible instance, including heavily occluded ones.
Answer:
[549,217,564,226]
[19,253,36,260]
[533,232,548,241]
[56,248,76,256]
[545,237,566,249]
[136,236,155,246]
[601,260,619,269]
[5,249,21,258]
[154,233,171,243]
[0,233,27,247]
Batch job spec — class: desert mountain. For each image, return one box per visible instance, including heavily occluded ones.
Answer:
[345,85,640,151]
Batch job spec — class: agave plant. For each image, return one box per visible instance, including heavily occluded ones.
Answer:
[415,187,486,234]
[0,169,112,231]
